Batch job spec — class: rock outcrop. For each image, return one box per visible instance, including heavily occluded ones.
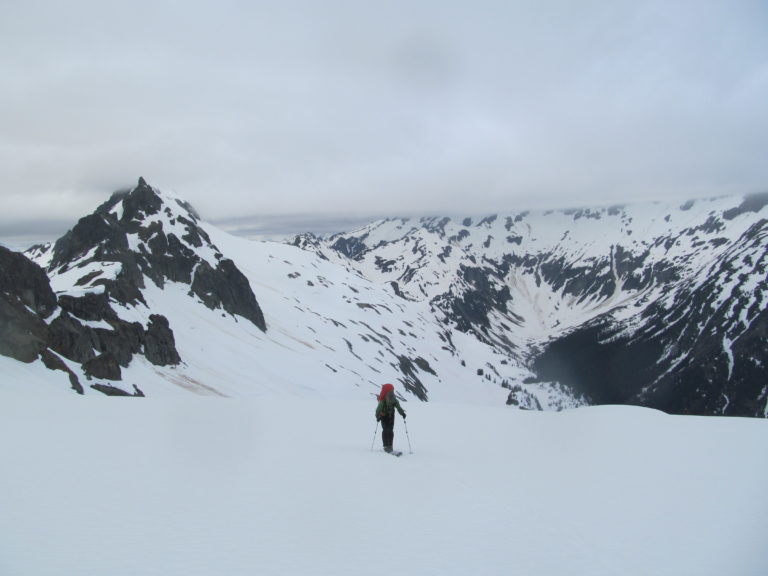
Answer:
[0,246,57,363]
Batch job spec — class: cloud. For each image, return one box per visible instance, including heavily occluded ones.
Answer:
[0,0,766,237]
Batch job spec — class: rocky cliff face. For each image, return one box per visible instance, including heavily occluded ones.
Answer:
[0,246,57,363]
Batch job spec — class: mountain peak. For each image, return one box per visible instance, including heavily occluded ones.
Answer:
[12,181,267,392]
[95,178,164,223]
[44,181,265,329]
[90,178,200,229]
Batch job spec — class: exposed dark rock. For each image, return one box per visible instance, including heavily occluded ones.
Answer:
[0,246,57,318]
[448,265,512,332]
[50,213,129,270]
[0,293,49,362]
[114,176,162,221]
[46,297,166,380]
[375,256,397,273]
[141,231,198,287]
[48,312,97,364]
[90,383,144,396]
[538,254,614,303]
[40,349,84,394]
[75,270,104,286]
[449,229,470,243]
[389,281,405,299]
[191,259,266,331]
[179,215,207,247]
[331,235,369,260]
[414,356,436,375]
[95,321,144,367]
[423,216,451,237]
[144,314,181,366]
[58,291,117,322]
[395,355,429,401]
[84,351,122,380]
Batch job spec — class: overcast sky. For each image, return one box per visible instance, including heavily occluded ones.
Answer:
[1,0,767,246]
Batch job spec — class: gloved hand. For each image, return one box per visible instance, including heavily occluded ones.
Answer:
[376,415,381,422]
[402,412,407,419]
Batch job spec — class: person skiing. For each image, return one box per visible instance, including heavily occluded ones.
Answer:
[375,383,406,453]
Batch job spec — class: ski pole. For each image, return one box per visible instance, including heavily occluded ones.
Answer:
[370,421,378,451]
[404,418,413,454]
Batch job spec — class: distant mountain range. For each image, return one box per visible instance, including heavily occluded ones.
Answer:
[2,177,766,417]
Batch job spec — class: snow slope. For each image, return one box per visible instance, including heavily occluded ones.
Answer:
[1,398,766,576]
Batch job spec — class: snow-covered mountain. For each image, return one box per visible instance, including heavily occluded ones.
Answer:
[2,178,767,416]
[295,194,768,417]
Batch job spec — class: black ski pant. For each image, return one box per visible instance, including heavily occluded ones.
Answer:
[380,412,395,449]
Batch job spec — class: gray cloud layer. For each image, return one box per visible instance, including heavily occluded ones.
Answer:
[2,0,767,244]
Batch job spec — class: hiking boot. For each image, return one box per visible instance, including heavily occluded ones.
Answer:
[384,446,393,453]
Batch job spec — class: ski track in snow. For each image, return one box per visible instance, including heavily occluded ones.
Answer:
[1,398,766,576]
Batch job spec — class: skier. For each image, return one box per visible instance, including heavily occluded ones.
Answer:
[375,383,406,453]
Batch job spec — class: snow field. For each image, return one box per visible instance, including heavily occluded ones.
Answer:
[1,398,766,576]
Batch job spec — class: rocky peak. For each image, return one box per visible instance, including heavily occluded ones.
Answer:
[8,178,267,395]
[42,177,265,331]
[101,176,164,223]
